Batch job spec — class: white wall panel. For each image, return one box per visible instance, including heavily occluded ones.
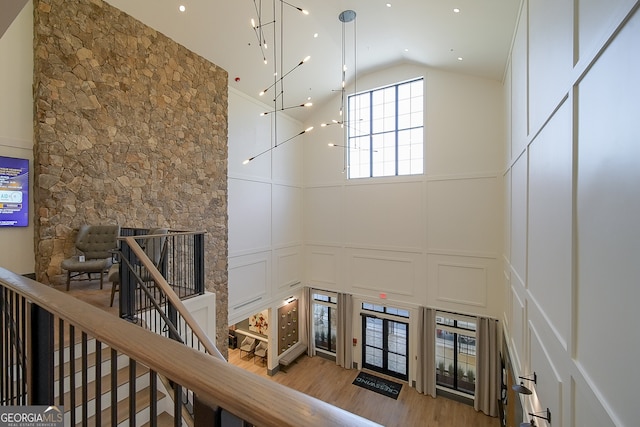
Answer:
[436,262,487,307]
[530,324,562,427]
[228,89,273,181]
[572,377,616,427]
[274,247,302,291]
[527,101,572,350]
[183,292,216,345]
[307,247,340,288]
[428,253,500,316]
[344,181,424,250]
[503,168,511,262]
[347,249,420,297]
[427,176,501,255]
[426,73,504,175]
[528,0,572,134]
[304,186,343,244]
[510,288,525,373]
[228,254,270,320]
[511,3,529,158]
[272,184,302,247]
[227,178,271,254]
[272,119,304,186]
[502,270,511,333]
[504,61,513,167]
[577,0,638,62]
[510,155,528,285]
[576,9,640,427]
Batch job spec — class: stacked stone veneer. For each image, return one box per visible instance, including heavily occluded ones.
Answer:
[33,0,229,352]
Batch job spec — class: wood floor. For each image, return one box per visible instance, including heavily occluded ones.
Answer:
[228,349,499,427]
[63,279,498,427]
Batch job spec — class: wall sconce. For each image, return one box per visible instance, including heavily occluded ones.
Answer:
[512,372,537,395]
[520,408,551,426]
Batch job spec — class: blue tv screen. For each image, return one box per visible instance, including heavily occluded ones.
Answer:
[0,156,29,227]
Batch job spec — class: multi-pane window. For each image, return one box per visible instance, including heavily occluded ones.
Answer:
[435,312,477,395]
[362,303,409,318]
[347,78,424,179]
[313,291,337,353]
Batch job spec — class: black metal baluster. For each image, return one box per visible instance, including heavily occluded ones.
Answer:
[68,324,76,426]
[174,384,183,427]
[111,348,117,426]
[8,292,14,404]
[58,318,64,408]
[29,303,54,406]
[81,332,88,424]
[149,370,157,427]
[95,340,102,426]
[18,295,25,404]
[129,359,136,427]
[0,288,5,405]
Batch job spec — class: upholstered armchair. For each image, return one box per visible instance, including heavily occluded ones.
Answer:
[239,336,257,359]
[61,224,121,290]
[254,340,268,365]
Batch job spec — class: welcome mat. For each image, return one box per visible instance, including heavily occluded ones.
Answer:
[352,371,402,399]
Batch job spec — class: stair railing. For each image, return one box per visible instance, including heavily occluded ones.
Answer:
[117,232,220,360]
[0,267,380,427]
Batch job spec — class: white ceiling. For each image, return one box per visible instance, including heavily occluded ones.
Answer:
[104,0,521,122]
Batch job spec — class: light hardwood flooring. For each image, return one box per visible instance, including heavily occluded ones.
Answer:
[229,349,499,427]
[63,280,498,427]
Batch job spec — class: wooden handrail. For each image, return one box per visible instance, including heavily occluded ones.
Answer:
[0,268,380,427]
[122,234,223,360]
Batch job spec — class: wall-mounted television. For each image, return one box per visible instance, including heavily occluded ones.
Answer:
[0,156,29,227]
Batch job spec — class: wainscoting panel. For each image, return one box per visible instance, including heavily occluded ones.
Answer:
[510,288,525,374]
[426,253,500,317]
[307,247,339,287]
[183,292,217,345]
[510,154,528,286]
[434,262,487,307]
[527,101,572,352]
[228,178,272,253]
[275,247,302,291]
[572,375,616,427]
[272,184,303,247]
[347,249,420,297]
[228,253,270,320]
[344,180,425,250]
[529,323,561,426]
[304,186,344,245]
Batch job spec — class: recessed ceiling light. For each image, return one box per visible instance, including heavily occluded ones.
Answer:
[179,5,186,12]
[386,3,392,7]
[453,8,460,13]
[404,48,409,52]
[457,57,463,61]
[313,33,318,38]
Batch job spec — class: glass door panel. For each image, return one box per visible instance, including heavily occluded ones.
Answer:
[364,317,383,369]
[362,315,408,380]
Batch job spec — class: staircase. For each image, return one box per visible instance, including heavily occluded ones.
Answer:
[55,336,183,426]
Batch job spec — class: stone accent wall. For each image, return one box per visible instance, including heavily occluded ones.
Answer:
[33,0,229,352]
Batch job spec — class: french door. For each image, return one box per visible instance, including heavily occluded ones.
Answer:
[362,315,408,380]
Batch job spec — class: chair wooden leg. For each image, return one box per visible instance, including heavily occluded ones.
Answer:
[99,271,104,290]
[66,271,71,291]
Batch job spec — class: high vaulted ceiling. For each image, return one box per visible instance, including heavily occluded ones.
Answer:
[104,0,521,121]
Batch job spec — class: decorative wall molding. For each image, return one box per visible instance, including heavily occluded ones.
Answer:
[435,262,487,307]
